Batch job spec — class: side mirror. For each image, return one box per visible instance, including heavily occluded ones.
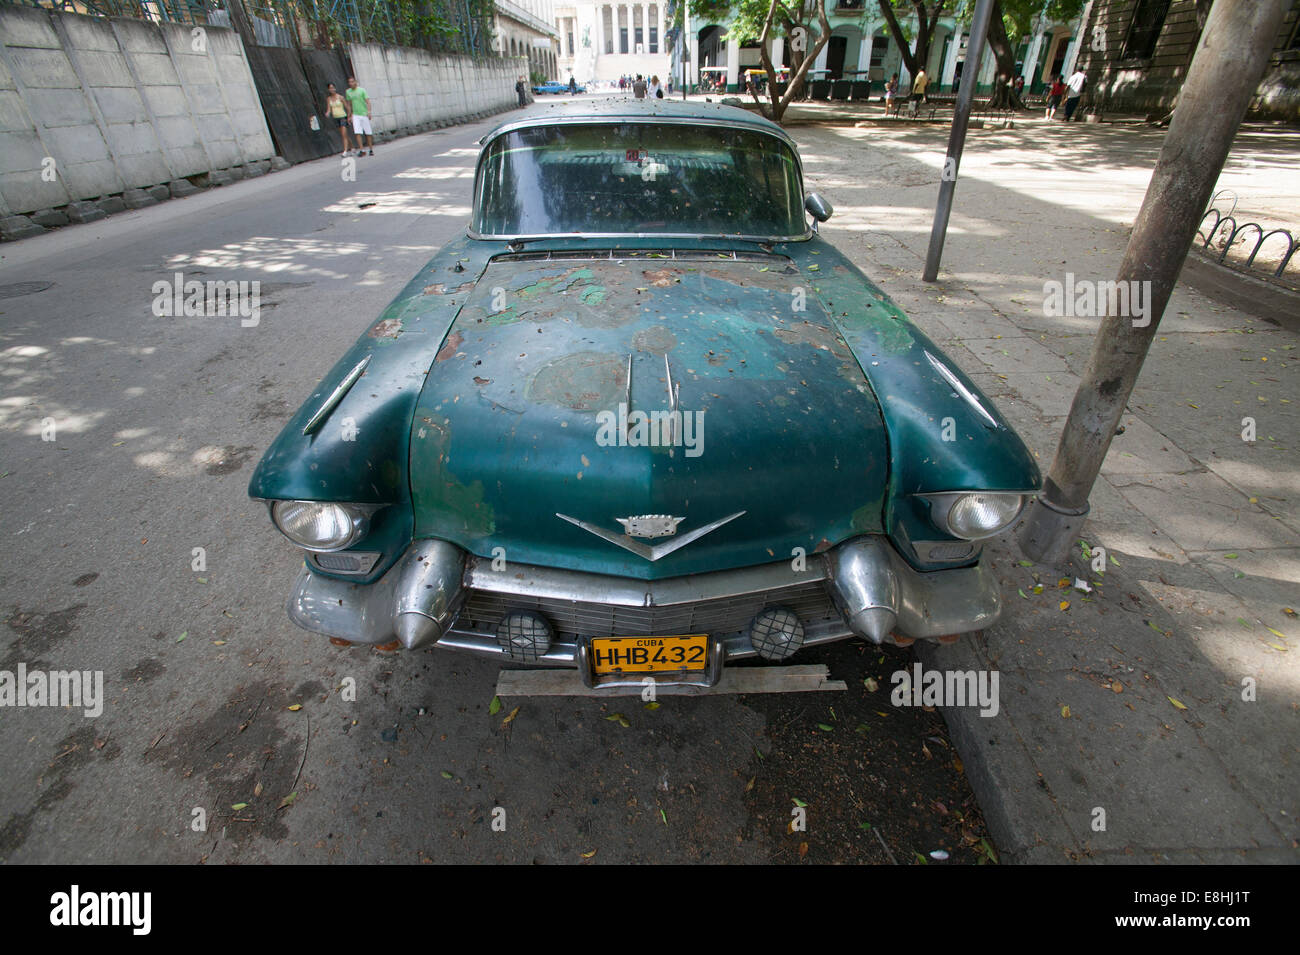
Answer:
[805,192,833,223]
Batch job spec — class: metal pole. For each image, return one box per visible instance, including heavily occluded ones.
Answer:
[1019,0,1289,563]
[921,0,995,282]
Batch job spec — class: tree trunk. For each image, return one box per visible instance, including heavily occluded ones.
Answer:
[759,0,831,123]
[986,0,1025,107]
[878,1,920,77]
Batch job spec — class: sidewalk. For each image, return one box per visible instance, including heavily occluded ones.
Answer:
[792,119,1299,862]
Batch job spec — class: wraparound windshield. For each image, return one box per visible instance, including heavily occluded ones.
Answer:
[474,122,806,237]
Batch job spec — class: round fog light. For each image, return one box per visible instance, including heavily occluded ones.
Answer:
[749,607,805,662]
[496,612,553,662]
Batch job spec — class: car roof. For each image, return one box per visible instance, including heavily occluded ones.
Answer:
[480,99,795,149]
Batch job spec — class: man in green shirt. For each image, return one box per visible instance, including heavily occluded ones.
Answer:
[345,77,375,156]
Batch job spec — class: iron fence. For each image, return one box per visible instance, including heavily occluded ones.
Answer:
[1198,190,1299,282]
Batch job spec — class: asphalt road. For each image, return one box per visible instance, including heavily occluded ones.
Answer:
[0,102,989,864]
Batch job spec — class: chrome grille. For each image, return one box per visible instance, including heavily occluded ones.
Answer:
[454,579,842,638]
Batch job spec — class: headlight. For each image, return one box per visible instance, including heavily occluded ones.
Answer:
[270,500,371,551]
[924,492,1026,541]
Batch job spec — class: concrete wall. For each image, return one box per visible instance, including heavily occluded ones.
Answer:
[0,6,274,217]
[347,43,526,138]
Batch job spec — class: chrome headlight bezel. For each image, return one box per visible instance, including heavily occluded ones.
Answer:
[919,491,1029,541]
[266,500,381,552]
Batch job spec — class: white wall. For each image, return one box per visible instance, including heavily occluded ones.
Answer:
[347,43,526,135]
[0,6,273,217]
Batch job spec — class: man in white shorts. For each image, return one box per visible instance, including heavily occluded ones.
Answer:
[346,77,374,156]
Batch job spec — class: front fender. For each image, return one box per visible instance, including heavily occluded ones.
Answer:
[248,234,508,505]
[779,239,1041,565]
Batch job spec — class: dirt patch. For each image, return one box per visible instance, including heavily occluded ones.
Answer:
[198,445,255,476]
[2,604,87,669]
[740,639,996,864]
[122,658,166,684]
[0,726,120,861]
[143,680,309,844]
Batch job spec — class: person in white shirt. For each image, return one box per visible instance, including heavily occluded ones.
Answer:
[1064,69,1087,121]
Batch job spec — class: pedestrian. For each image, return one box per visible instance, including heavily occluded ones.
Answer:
[1064,68,1087,121]
[1046,74,1065,119]
[325,83,353,156]
[569,74,578,95]
[1013,74,1025,98]
[633,74,647,99]
[884,73,899,116]
[516,75,528,107]
[650,75,663,99]
[908,69,928,117]
[345,77,374,155]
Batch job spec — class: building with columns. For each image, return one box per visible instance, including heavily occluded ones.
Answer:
[555,1,673,85]
[676,3,1084,96]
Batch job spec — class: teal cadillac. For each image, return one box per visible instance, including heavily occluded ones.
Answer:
[249,101,1040,688]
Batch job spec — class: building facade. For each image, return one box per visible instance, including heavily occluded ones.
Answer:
[1075,0,1300,121]
[555,1,672,84]
[495,0,561,80]
[675,2,1083,95]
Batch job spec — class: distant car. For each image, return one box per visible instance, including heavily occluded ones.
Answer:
[249,102,1040,689]
[533,80,584,95]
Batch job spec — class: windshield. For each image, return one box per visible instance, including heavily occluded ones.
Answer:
[473,122,806,238]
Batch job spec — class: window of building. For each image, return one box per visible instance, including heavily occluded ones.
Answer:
[870,36,888,68]
[1121,0,1172,60]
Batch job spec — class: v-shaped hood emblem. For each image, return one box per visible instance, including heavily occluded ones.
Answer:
[556,511,746,561]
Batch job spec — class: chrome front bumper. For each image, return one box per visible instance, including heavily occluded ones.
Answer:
[286,536,1003,668]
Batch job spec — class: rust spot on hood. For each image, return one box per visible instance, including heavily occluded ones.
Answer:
[642,268,681,287]
[435,331,464,362]
[368,318,402,338]
[773,321,846,354]
[424,281,475,296]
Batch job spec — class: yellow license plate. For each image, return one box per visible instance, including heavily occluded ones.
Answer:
[589,634,709,674]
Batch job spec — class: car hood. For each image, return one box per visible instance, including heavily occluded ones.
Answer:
[408,254,889,579]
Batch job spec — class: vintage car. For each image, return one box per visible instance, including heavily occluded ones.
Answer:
[249,101,1040,688]
[533,80,585,95]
